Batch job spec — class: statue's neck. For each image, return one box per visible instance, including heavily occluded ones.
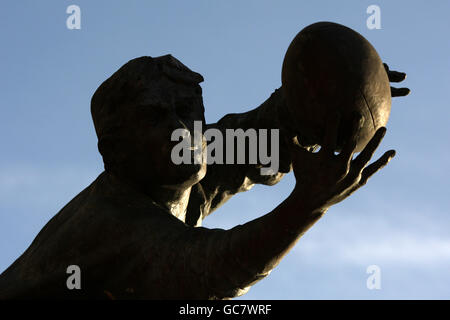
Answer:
[106,171,192,222]
[145,185,192,222]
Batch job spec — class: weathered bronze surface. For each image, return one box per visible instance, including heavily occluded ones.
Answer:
[0,23,409,300]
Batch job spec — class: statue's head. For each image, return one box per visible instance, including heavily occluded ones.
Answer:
[91,55,207,190]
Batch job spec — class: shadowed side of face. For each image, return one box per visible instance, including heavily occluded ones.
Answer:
[91,55,207,190]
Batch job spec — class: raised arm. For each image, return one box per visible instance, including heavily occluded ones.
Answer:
[185,88,297,226]
[185,64,408,227]
[159,113,395,299]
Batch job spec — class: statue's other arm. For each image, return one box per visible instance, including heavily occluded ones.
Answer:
[186,88,298,226]
[186,63,408,226]
[153,115,394,299]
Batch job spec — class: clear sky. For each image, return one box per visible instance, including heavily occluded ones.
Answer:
[0,0,449,299]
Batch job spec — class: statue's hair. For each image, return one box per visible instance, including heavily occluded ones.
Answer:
[91,54,204,140]
[90,55,204,170]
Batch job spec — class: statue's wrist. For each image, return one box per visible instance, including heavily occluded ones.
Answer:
[289,186,329,219]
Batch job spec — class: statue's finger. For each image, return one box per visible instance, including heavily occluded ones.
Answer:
[383,63,407,82]
[388,71,407,83]
[391,87,411,97]
[359,150,396,185]
[383,63,406,82]
[321,112,340,157]
[353,127,387,171]
[339,112,363,164]
[290,141,311,160]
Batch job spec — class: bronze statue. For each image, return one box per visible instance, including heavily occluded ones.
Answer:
[0,22,409,300]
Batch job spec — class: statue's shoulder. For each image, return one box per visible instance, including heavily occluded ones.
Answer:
[0,172,178,298]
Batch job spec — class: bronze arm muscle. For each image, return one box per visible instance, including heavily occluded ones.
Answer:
[185,88,298,226]
[165,113,395,299]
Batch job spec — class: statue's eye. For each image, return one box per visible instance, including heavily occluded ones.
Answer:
[138,105,167,126]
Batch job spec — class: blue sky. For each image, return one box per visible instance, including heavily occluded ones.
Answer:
[0,0,449,299]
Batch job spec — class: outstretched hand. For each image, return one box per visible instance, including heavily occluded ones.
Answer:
[383,63,410,97]
[290,112,396,212]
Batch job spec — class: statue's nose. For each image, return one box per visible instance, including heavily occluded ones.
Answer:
[178,119,191,132]
[167,111,190,133]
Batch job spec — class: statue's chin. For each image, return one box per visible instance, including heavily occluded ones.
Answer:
[163,162,207,189]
